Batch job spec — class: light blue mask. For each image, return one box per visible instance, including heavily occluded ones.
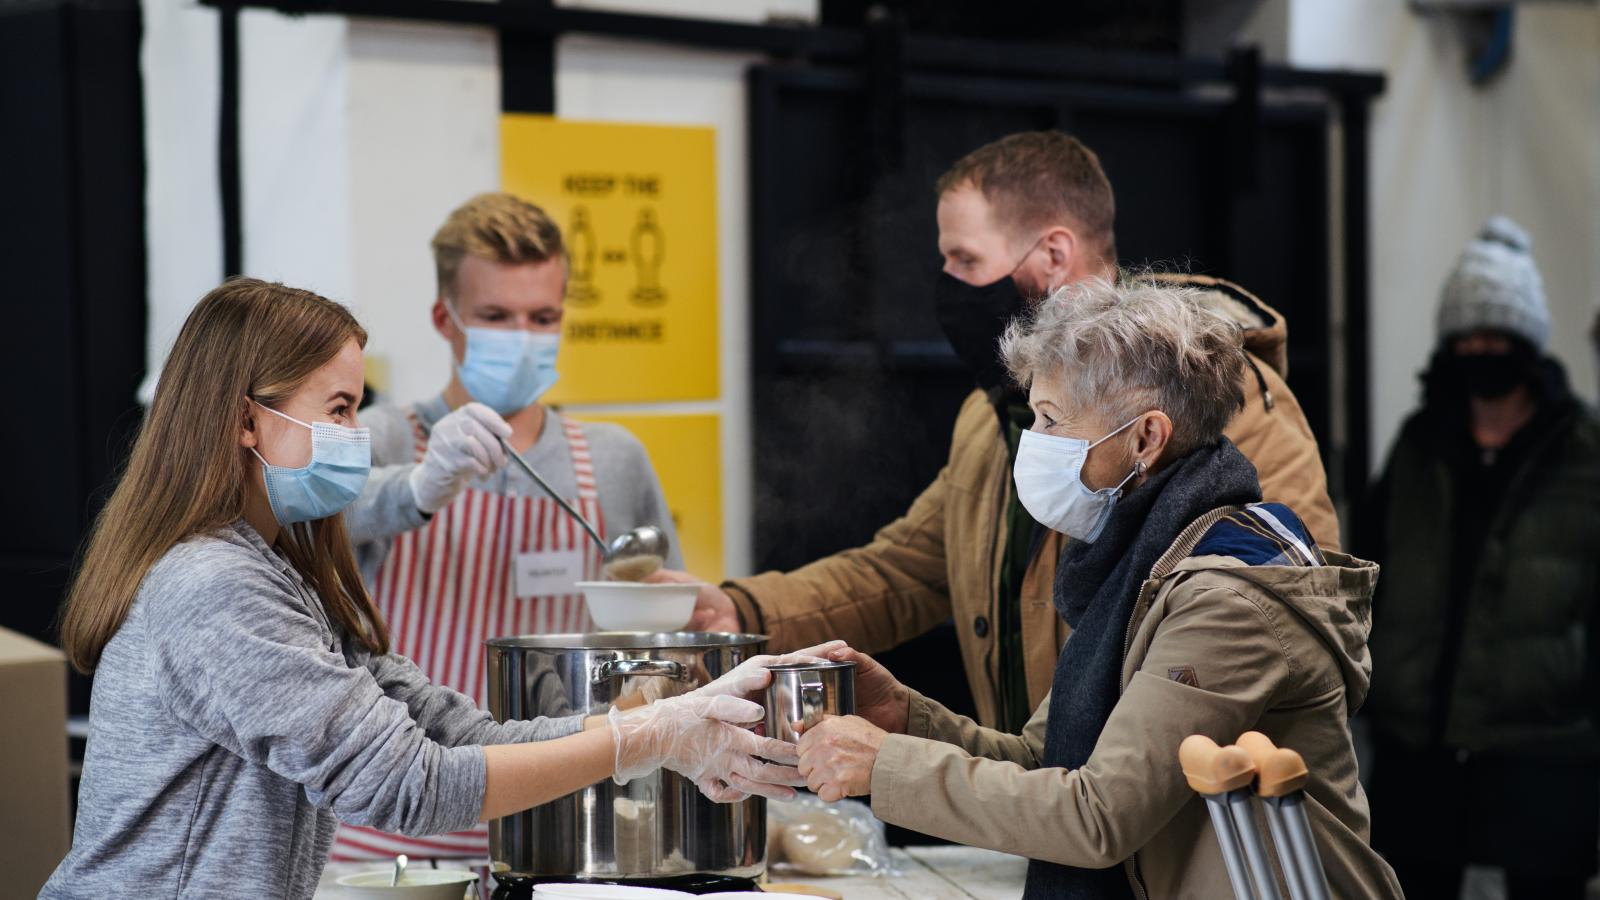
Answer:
[249,400,372,526]
[1012,414,1144,543]
[447,303,560,415]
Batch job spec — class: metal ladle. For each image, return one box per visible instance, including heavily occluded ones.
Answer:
[413,419,670,578]
[493,435,670,579]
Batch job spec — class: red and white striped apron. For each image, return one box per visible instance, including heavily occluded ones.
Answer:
[331,412,603,863]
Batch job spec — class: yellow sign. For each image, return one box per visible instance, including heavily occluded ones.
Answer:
[571,412,724,582]
[502,115,719,404]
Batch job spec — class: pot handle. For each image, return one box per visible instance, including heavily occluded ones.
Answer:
[799,681,827,725]
[593,657,688,683]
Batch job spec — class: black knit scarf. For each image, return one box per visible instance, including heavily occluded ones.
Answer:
[1022,439,1262,900]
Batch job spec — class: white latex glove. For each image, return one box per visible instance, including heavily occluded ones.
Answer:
[408,402,512,513]
[608,693,806,803]
[628,640,849,707]
[688,641,849,700]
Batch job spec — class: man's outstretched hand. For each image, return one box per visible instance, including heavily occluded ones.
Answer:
[647,569,742,633]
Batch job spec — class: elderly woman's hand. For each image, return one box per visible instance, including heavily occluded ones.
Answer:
[823,646,909,734]
[796,715,887,802]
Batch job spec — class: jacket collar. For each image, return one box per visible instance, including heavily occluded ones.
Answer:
[1140,508,1380,712]
[1145,272,1290,378]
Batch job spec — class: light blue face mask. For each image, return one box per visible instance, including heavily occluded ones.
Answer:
[1012,414,1145,543]
[446,303,561,415]
[249,400,372,526]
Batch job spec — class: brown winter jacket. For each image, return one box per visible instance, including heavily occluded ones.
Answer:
[725,275,1340,728]
[868,507,1401,899]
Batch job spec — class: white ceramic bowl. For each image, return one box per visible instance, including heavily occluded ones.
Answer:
[577,581,700,632]
[531,884,692,898]
[335,868,478,899]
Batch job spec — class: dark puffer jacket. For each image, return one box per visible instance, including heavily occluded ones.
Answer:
[1365,359,1600,758]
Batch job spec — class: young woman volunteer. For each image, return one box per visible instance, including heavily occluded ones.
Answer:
[43,279,810,899]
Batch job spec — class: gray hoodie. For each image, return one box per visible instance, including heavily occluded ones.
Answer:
[41,520,582,899]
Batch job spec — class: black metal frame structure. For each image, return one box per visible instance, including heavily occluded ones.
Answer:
[0,0,147,716]
[199,0,1383,511]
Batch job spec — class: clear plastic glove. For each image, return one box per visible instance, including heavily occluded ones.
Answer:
[608,693,806,803]
[409,402,512,513]
[628,640,848,708]
[688,641,849,701]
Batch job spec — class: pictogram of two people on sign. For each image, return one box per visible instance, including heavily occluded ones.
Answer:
[566,205,665,307]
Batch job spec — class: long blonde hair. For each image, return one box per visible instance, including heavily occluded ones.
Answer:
[60,277,389,673]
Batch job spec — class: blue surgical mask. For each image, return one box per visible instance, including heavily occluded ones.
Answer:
[249,400,372,526]
[1012,414,1144,543]
[446,303,560,415]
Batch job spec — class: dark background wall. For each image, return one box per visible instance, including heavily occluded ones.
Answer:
[0,0,147,712]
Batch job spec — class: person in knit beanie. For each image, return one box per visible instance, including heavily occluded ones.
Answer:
[1362,215,1600,900]
[1437,214,1550,351]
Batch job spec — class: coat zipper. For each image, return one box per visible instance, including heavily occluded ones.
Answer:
[1429,408,1576,748]
[1121,579,1157,900]
[984,455,1007,727]
[1116,506,1237,900]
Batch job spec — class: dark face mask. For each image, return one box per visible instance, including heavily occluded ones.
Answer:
[1442,350,1535,399]
[932,271,1029,392]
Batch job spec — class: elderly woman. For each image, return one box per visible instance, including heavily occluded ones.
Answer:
[797,280,1402,898]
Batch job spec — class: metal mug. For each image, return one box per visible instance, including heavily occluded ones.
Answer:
[764,660,856,744]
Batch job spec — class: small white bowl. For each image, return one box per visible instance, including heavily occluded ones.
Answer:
[577,581,700,632]
[335,868,478,899]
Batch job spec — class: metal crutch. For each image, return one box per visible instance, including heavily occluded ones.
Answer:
[1180,735,1278,900]
[1237,732,1331,900]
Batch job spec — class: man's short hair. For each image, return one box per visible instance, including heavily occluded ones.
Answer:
[431,192,566,298]
[936,131,1117,264]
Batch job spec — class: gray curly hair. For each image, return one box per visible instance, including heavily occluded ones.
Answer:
[999,277,1247,456]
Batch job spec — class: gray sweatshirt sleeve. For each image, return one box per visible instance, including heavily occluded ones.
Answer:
[144,552,487,837]
[346,403,429,545]
[346,465,429,544]
[631,444,684,570]
[362,651,585,745]
[587,422,684,570]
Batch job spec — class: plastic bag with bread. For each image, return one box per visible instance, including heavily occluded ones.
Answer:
[766,793,898,877]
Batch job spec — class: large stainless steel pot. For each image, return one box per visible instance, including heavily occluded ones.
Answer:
[485,632,768,884]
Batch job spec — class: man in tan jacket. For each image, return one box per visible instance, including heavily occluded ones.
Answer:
[660,131,1338,731]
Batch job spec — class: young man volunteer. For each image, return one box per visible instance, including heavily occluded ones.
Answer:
[662,131,1338,734]
[335,192,681,862]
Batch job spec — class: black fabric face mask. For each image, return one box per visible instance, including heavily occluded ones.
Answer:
[933,271,1029,392]
[1443,348,1536,399]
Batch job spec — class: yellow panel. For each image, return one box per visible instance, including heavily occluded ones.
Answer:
[569,411,723,582]
[502,115,719,404]
[363,353,391,395]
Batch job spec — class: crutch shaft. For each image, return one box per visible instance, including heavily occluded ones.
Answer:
[1226,788,1284,900]
[1204,794,1260,900]
[1258,797,1311,900]
[1277,795,1331,900]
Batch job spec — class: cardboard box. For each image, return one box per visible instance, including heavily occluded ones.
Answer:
[0,626,70,896]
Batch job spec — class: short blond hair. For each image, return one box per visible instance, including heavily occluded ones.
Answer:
[1000,276,1245,456]
[431,192,566,297]
[937,131,1117,264]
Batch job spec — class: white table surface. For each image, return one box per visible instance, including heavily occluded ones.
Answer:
[315,846,1028,899]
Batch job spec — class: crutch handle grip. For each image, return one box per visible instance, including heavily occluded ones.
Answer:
[1180,734,1257,795]
[1236,731,1310,797]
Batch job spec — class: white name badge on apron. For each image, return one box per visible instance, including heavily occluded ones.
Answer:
[514,548,586,599]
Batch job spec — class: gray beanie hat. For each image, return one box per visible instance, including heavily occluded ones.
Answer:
[1437,215,1550,350]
